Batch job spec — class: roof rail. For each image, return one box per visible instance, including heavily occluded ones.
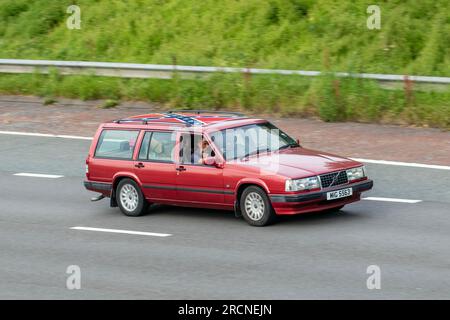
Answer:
[112,110,246,127]
[167,109,245,117]
[112,118,186,125]
[113,119,149,124]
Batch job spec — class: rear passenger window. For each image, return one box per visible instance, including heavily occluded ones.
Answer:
[138,131,175,162]
[95,130,139,159]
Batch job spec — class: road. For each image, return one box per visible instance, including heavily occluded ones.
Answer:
[0,134,449,299]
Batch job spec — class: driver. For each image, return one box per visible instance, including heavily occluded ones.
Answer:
[192,138,211,164]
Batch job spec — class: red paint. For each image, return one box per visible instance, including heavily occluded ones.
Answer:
[85,113,373,215]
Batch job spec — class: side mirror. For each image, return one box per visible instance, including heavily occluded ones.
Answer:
[203,157,224,168]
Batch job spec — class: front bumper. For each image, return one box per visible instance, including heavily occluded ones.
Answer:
[270,179,373,215]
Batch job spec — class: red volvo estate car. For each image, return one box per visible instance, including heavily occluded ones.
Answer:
[84,111,373,226]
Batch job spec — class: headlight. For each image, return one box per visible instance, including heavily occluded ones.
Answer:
[346,166,366,181]
[285,176,320,192]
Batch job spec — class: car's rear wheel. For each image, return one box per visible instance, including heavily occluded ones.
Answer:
[240,186,277,226]
[116,178,148,217]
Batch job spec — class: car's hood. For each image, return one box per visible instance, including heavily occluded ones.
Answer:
[243,147,362,178]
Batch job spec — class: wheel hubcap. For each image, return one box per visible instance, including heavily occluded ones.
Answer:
[244,192,265,221]
[119,184,139,212]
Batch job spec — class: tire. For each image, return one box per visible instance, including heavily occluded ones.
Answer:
[116,178,148,217]
[240,186,277,226]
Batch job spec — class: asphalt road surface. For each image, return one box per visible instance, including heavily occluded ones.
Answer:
[0,134,449,299]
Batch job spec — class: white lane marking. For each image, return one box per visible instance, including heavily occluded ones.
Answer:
[362,197,422,203]
[351,158,450,171]
[0,130,92,140]
[14,172,63,179]
[70,226,172,237]
[1,130,449,170]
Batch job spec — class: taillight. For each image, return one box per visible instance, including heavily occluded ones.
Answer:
[85,157,90,177]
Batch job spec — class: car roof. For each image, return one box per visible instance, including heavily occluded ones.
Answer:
[103,111,267,132]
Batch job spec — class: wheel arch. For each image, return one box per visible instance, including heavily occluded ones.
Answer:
[112,172,142,189]
[110,173,143,207]
[235,179,271,203]
[235,179,277,226]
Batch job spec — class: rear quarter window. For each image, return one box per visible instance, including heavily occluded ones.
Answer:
[95,130,139,159]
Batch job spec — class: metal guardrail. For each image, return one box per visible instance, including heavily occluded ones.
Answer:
[0,59,449,84]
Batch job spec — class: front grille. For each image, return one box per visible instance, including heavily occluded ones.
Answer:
[320,170,348,188]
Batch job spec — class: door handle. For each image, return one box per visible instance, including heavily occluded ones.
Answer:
[176,166,186,172]
[134,162,145,168]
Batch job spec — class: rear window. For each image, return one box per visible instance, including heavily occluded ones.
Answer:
[95,130,139,159]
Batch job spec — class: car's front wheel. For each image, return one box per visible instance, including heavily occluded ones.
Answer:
[116,178,148,217]
[240,186,277,226]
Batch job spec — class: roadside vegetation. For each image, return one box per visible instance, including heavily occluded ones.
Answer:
[0,0,449,128]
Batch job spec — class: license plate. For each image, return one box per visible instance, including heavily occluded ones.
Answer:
[326,188,353,200]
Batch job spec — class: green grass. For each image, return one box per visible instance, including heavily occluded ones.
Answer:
[43,96,56,105]
[0,0,449,128]
[1,0,449,75]
[101,99,119,109]
[1,72,448,128]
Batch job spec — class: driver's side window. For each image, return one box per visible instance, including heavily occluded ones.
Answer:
[179,133,215,165]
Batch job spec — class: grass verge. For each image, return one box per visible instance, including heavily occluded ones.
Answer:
[0,72,448,129]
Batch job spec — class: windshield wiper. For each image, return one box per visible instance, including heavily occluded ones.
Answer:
[277,143,298,151]
[241,148,271,159]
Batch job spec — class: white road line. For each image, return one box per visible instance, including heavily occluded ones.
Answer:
[0,130,92,140]
[13,173,64,179]
[70,226,172,237]
[351,158,450,171]
[362,197,422,204]
[0,130,449,170]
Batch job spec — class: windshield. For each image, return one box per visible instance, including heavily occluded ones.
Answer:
[209,122,299,160]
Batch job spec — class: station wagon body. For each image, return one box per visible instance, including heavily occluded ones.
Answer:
[84,111,373,226]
